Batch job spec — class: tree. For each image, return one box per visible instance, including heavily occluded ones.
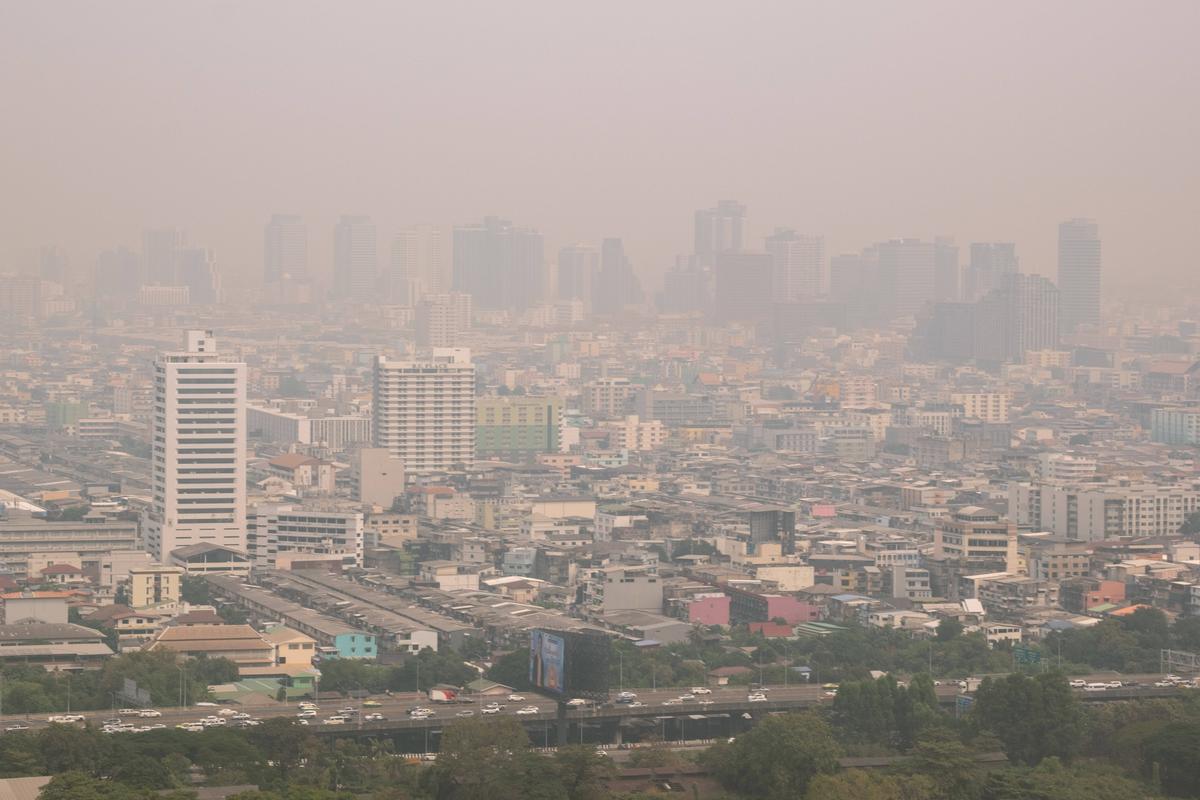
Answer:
[553,745,613,800]
[249,719,318,784]
[1181,511,1200,536]
[972,672,1081,766]
[804,770,937,800]
[180,576,212,605]
[704,712,840,800]
[936,618,964,641]
[1141,720,1200,798]
[427,716,558,800]
[485,650,533,692]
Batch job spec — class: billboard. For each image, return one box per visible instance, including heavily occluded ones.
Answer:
[530,629,566,694]
[530,629,611,702]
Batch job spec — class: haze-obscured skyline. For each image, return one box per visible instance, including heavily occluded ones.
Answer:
[3,0,1198,296]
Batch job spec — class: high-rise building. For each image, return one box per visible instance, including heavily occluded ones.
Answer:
[452,217,545,312]
[373,348,475,473]
[934,238,959,302]
[388,225,449,304]
[964,242,1018,302]
[144,330,247,562]
[915,272,1058,364]
[694,200,746,266]
[877,239,937,318]
[1000,273,1059,359]
[176,248,220,305]
[1057,218,1101,334]
[95,247,141,301]
[415,292,472,347]
[714,251,773,322]
[765,229,823,301]
[334,215,378,302]
[263,214,307,286]
[556,244,598,310]
[39,246,69,284]
[593,237,643,315]
[476,395,563,457]
[143,228,186,285]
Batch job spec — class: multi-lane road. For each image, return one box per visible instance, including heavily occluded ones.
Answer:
[0,673,1189,737]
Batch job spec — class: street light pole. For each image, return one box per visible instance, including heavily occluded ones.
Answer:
[618,651,623,694]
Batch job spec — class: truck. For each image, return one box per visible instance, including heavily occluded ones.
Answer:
[428,688,459,703]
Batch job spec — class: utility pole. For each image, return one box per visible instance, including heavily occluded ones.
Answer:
[618,650,623,694]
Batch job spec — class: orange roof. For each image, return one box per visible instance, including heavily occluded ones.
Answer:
[1,591,77,599]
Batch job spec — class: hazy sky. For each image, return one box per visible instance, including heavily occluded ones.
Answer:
[3,1,1198,295]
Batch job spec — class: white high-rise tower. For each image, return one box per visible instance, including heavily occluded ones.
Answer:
[373,348,475,473]
[144,330,246,561]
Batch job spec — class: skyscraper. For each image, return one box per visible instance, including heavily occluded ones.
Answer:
[934,238,959,302]
[334,215,378,302]
[964,242,1019,302]
[176,248,221,305]
[144,330,246,562]
[142,228,186,285]
[263,214,307,286]
[694,200,746,267]
[1002,272,1060,359]
[452,217,545,312]
[593,238,643,315]
[1057,219,1101,334]
[415,292,472,347]
[373,349,476,473]
[714,251,773,322]
[877,239,937,318]
[765,229,823,300]
[556,244,599,310]
[389,225,449,304]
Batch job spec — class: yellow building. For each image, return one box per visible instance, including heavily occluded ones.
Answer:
[128,565,184,610]
[263,626,318,667]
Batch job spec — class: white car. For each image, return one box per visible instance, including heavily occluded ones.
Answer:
[364,713,386,721]
[232,712,252,720]
[507,694,525,702]
[118,709,141,716]
[691,687,712,695]
[4,723,29,732]
[677,694,696,701]
[1069,680,1087,688]
[217,708,237,716]
[481,706,501,715]
[516,706,540,715]
[456,710,475,718]
[139,710,162,718]
[48,715,85,723]
[747,693,768,702]
[297,709,317,718]
[323,716,346,725]
[661,699,681,706]
[627,700,646,708]
[566,698,588,707]
[296,719,310,726]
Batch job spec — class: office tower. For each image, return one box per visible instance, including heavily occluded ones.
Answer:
[1057,218,1101,334]
[934,238,959,302]
[453,217,546,312]
[829,248,881,328]
[0,276,41,326]
[373,348,475,472]
[389,225,449,304]
[333,215,378,302]
[263,214,307,286]
[476,395,563,457]
[714,251,773,322]
[765,229,823,300]
[143,228,186,285]
[144,330,247,562]
[39,246,69,284]
[694,200,746,266]
[659,255,712,315]
[95,247,141,301]
[1001,273,1059,359]
[415,292,472,347]
[176,248,221,305]
[593,237,643,315]
[877,239,937,318]
[556,244,598,309]
[964,242,1019,302]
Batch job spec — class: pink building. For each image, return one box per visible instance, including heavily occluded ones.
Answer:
[686,593,731,626]
[763,595,821,624]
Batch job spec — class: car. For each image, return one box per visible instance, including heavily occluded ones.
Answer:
[363,700,382,708]
[297,709,317,718]
[516,706,539,715]
[103,718,122,726]
[298,702,318,710]
[243,719,262,726]
[408,707,434,716]
[747,693,768,702]
[202,717,226,726]
[194,702,217,707]
[147,723,166,730]
[691,687,712,695]
[118,708,141,716]
[338,707,358,715]
[364,713,386,721]
[627,701,646,708]
[661,699,681,706]
[481,706,501,715]
[232,712,252,720]
[4,724,29,732]
[507,694,525,702]
[566,698,588,707]
[1107,681,1123,689]
[217,708,237,716]
[177,723,204,732]
[823,691,837,698]
[456,710,475,717]
[1069,680,1087,688]
[677,694,696,701]
[139,709,162,718]
[616,691,638,702]
[323,716,346,725]
[47,715,84,723]
[1155,681,1173,687]
[1084,683,1108,692]
[296,719,310,726]
[821,684,838,690]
